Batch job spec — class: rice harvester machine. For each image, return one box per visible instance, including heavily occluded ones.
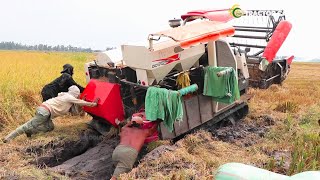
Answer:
[80,8,293,142]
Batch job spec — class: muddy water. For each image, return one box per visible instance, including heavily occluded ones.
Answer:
[26,129,102,168]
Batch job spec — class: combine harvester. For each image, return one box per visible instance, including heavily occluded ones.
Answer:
[81,8,293,141]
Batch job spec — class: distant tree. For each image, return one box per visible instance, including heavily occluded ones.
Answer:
[0,41,94,52]
[39,44,44,51]
[106,47,115,51]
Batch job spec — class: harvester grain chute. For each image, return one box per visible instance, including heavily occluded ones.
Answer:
[81,8,292,142]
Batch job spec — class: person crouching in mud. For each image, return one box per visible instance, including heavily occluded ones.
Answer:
[111,116,160,180]
[41,64,85,102]
[3,85,99,143]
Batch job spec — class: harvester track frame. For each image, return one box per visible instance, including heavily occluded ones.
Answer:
[171,101,249,142]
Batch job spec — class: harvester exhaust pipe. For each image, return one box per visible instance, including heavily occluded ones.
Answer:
[169,18,181,28]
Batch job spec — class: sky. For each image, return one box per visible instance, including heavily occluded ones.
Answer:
[0,0,318,57]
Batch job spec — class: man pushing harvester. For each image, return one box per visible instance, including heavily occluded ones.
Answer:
[3,85,99,143]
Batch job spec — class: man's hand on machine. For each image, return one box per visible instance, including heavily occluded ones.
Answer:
[93,98,100,106]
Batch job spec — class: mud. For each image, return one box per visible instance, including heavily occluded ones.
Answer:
[25,114,275,179]
[26,129,102,168]
[48,137,159,179]
[210,115,274,147]
[264,150,292,174]
[50,137,119,180]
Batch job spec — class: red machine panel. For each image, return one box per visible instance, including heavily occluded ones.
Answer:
[81,79,125,127]
[263,20,292,63]
[287,55,294,65]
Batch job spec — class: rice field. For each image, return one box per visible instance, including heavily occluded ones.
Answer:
[0,51,319,179]
[0,50,94,130]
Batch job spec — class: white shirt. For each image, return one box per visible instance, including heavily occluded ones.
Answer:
[42,92,96,119]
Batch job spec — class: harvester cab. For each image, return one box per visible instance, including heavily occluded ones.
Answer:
[81,8,292,142]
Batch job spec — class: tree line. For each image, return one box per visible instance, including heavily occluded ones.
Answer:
[0,41,93,52]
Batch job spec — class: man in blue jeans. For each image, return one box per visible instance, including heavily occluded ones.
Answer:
[3,85,98,143]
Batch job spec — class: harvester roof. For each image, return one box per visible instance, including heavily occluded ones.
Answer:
[149,21,235,49]
[181,9,234,23]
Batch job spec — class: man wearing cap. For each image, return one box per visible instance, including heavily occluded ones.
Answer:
[41,64,84,101]
[110,115,160,180]
[3,85,98,143]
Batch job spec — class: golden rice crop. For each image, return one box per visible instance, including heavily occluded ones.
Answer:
[0,50,94,130]
[248,63,320,117]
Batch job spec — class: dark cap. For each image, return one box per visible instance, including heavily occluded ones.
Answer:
[61,64,74,75]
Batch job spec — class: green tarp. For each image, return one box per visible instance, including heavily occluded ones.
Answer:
[203,66,240,104]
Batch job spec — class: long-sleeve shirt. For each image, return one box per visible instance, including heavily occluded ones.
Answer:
[41,73,85,101]
[43,92,96,119]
